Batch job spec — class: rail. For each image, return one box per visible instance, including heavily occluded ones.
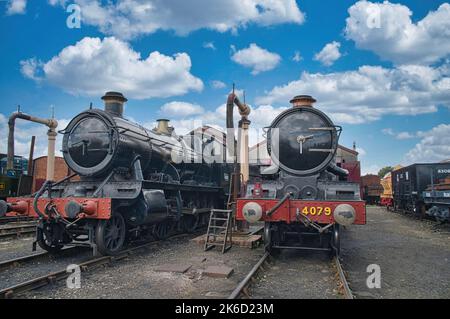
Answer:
[0,247,79,272]
[334,256,354,299]
[228,252,270,299]
[0,233,190,299]
[0,222,36,240]
[229,252,354,299]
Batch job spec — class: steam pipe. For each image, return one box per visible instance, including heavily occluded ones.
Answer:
[266,192,293,216]
[8,112,58,181]
[33,180,51,219]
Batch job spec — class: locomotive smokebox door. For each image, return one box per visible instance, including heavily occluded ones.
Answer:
[267,107,338,177]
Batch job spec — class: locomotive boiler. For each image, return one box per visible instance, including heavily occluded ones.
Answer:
[0,92,231,255]
[236,95,366,255]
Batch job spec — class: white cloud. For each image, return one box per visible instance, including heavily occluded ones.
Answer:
[231,43,281,75]
[383,127,443,140]
[257,63,450,124]
[314,41,342,66]
[382,128,416,140]
[159,101,204,118]
[20,58,42,82]
[211,80,226,89]
[292,51,302,62]
[49,0,304,40]
[345,1,450,65]
[356,147,366,157]
[247,104,289,129]
[203,42,216,50]
[404,124,450,164]
[395,132,415,140]
[361,164,381,176]
[20,37,203,99]
[6,0,26,15]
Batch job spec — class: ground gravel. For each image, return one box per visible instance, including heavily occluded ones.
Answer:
[252,250,341,299]
[23,234,265,299]
[341,206,450,299]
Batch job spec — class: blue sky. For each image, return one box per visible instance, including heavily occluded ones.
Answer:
[0,0,449,175]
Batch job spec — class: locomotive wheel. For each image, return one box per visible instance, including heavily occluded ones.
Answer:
[153,221,170,240]
[417,203,426,219]
[330,224,341,257]
[95,213,126,255]
[181,215,199,233]
[36,225,63,254]
[264,222,272,252]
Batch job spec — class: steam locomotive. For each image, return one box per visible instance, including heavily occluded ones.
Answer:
[0,92,231,255]
[236,95,366,256]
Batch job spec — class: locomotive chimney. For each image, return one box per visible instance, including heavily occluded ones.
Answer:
[290,95,317,108]
[102,91,127,117]
[155,119,171,135]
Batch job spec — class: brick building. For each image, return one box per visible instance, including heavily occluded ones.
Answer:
[32,156,78,192]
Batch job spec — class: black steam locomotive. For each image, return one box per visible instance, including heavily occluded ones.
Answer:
[0,92,231,255]
[236,95,366,255]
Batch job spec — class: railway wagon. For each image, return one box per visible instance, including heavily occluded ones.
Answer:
[0,175,19,200]
[423,175,450,222]
[392,163,450,216]
[361,174,382,205]
[380,171,394,208]
[0,155,32,201]
[0,92,231,255]
[236,95,366,256]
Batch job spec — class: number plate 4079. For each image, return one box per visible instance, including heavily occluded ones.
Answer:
[301,206,332,216]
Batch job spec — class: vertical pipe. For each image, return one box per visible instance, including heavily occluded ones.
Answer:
[46,129,57,181]
[239,119,251,184]
[27,136,35,176]
[226,92,251,202]
[7,117,16,172]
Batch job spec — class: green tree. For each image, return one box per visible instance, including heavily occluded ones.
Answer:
[378,166,393,178]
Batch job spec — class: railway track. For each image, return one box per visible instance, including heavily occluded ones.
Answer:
[0,233,191,299]
[0,222,37,240]
[228,253,354,299]
[229,252,270,299]
[334,256,353,299]
[0,216,33,225]
[0,247,81,272]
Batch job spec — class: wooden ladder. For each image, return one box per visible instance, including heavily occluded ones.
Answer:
[204,209,233,253]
